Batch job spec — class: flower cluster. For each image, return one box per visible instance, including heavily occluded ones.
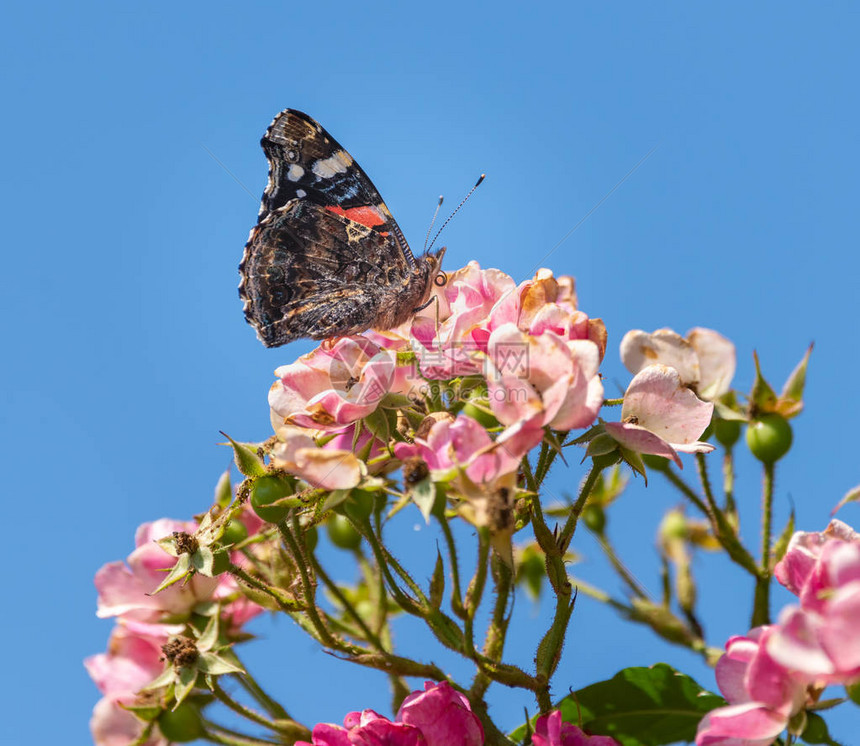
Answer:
[86,516,263,745]
[265,263,609,536]
[696,519,860,746]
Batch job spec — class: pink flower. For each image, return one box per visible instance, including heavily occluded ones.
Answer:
[296,709,425,746]
[269,336,402,431]
[296,682,483,746]
[86,621,173,746]
[397,681,484,746]
[90,696,167,746]
[695,626,809,746]
[272,425,364,490]
[532,710,619,746]
[773,519,860,598]
[767,520,860,681]
[484,323,604,437]
[410,262,516,378]
[604,364,715,468]
[620,328,735,402]
[95,519,220,623]
[394,415,521,486]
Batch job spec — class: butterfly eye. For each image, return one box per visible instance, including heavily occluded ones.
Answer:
[434,271,448,287]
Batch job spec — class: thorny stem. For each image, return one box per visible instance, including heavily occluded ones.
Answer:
[437,513,466,617]
[558,463,602,551]
[277,521,336,647]
[695,453,719,517]
[723,448,737,514]
[228,564,298,612]
[752,461,776,627]
[470,554,513,700]
[464,529,491,654]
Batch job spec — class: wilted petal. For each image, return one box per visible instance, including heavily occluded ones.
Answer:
[620,329,700,386]
[688,328,736,400]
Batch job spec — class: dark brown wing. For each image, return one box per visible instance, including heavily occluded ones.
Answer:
[239,201,414,347]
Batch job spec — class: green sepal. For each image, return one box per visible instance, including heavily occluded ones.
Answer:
[196,652,245,676]
[750,352,779,414]
[363,407,391,443]
[772,509,796,566]
[617,446,647,483]
[780,343,813,418]
[221,432,267,477]
[425,610,466,653]
[152,554,193,595]
[846,679,860,706]
[197,614,219,650]
[213,470,233,508]
[142,665,176,693]
[410,477,437,523]
[830,485,860,517]
[173,665,198,708]
[585,433,620,459]
[191,546,231,577]
[429,549,445,609]
[322,489,352,513]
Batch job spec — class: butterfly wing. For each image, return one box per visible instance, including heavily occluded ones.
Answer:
[239,200,415,346]
[257,109,412,258]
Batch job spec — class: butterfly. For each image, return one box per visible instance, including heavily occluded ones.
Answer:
[238,109,446,347]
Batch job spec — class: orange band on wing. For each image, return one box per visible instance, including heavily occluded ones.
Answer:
[325,205,387,228]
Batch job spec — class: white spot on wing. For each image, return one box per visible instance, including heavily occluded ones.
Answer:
[287,164,305,181]
[312,151,350,178]
[296,189,307,198]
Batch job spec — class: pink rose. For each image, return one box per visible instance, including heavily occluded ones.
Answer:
[767,520,860,681]
[484,323,603,437]
[86,621,174,746]
[270,336,402,431]
[604,365,714,468]
[95,519,220,623]
[397,681,484,746]
[532,710,619,746]
[695,626,810,746]
[296,709,426,746]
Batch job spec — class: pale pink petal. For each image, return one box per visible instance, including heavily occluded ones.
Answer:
[620,329,700,386]
[604,422,682,467]
[621,364,714,446]
[91,697,167,746]
[768,607,834,677]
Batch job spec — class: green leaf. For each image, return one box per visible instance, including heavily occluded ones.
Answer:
[510,663,724,745]
[221,432,267,477]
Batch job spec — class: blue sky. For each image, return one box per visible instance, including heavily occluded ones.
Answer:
[3,2,859,743]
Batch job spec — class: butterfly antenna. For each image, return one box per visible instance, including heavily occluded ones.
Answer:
[423,195,444,253]
[426,174,485,253]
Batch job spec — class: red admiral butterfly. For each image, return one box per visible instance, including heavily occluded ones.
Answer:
[239,109,445,347]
